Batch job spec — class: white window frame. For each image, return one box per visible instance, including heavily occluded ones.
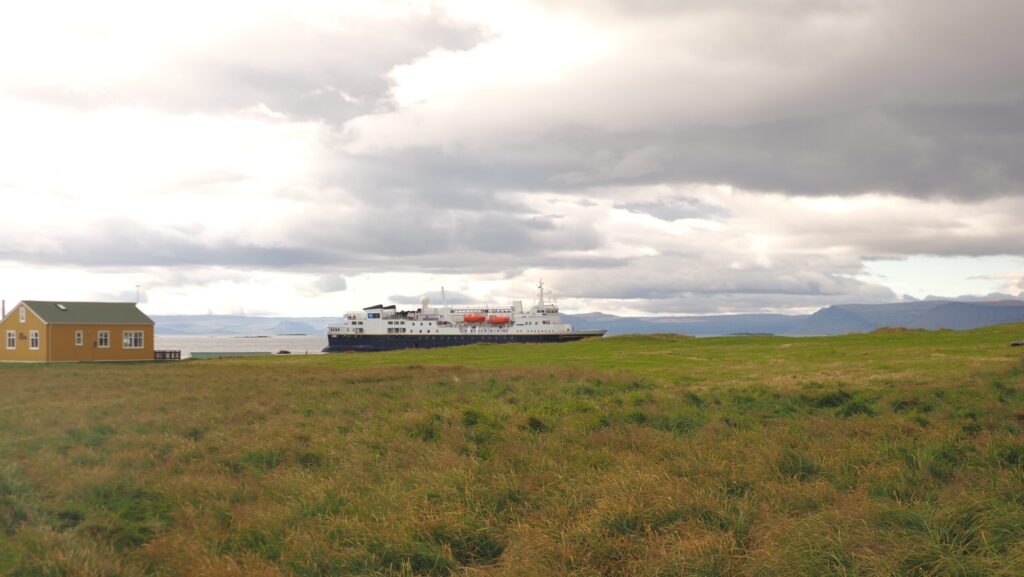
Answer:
[19,306,26,323]
[5,330,14,350]
[98,331,110,348]
[122,330,144,349]
[75,330,84,346]
[29,330,39,350]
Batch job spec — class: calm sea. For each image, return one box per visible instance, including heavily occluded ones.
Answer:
[154,334,328,359]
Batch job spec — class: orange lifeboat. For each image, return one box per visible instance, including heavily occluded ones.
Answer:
[463,313,486,323]
[488,315,510,324]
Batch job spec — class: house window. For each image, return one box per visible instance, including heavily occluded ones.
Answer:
[75,330,84,346]
[122,331,144,349]
[19,307,26,323]
[29,330,39,350]
[5,330,14,350]
[98,331,110,348]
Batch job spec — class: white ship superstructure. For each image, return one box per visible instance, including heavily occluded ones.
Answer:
[324,282,605,352]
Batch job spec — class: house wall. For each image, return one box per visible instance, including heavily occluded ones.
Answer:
[49,324,154,362]
[0,305,48,362]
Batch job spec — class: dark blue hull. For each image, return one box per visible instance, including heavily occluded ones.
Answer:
[323,331,605,352]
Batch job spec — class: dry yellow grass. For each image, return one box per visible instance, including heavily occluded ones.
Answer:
[1,326,1024,575]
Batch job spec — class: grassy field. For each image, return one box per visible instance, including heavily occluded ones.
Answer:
[2,325,1024,576]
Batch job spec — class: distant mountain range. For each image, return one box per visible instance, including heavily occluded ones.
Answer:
[151,315,336,336]
[564,312,808,336]
[786,300,1024,336]
[152,299,1024,337]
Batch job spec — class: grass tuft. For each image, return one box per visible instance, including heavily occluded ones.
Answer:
[804,389,852,408]
[835,398,876,417]
[65,423,117,447]
[241,447,286,470]
[525,415,550,433]
[777,450,823,481]
[77,483,175,550]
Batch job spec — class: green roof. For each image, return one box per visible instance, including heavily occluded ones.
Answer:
[22,301,154,325]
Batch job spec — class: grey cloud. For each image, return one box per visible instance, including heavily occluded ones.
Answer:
[295,205,603,264]
[554,253,897,314]
[615,289,896,315]
[18,12,484,124]
[535,0,872,31]
[339,0,1024,200]
[389,290,474,306]
[0,220,337,268]
[614,197,728,221]
[333,100,1024,204]
[783,198,1024,258]
[315,275,348,293]
[0,208,609,273]
[212,16,481,123]
[327,145,557,210]
[922,292,1024,302]
[91,289,143,304]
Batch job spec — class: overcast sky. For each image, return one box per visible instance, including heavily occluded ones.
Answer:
[2,0,1023,316]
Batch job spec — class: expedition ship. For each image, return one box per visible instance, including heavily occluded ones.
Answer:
[324,282,606,352]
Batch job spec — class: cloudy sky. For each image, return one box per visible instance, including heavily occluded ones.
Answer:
[2,0,1023,316]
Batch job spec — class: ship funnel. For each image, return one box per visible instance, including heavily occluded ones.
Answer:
[421,296,430,310]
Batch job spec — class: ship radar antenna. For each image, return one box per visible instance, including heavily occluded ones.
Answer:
[537,280,555,307]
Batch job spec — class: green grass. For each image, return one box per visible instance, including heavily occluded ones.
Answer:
[1,325,1024,575]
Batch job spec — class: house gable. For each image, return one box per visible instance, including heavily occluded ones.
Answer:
[0,302,48,362]
[1,302,44,326]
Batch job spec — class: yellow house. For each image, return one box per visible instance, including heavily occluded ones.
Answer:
[0,301,155,362]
